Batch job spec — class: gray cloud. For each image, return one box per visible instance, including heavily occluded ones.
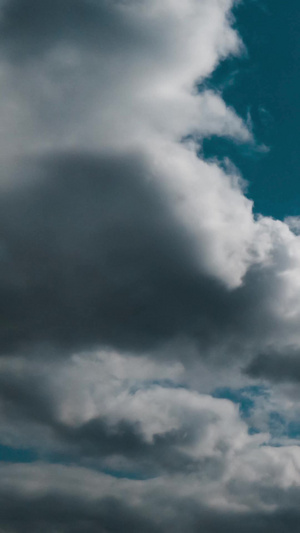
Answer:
[56,416,223,476]
[0,150,207,354]
[0,494,163,533]
[0,358,226,477]
[1,465,300,533]
[1,499,300,533]
[0,0,163,62]
[0,150,292,362]
[246,349,300,383]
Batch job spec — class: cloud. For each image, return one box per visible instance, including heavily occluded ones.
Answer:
[1,150,300,369]
[284,217,300,235]
[1,0,300,531]
[0,351,249,475]
[1,353,300,532]
[0,0,298,369]
[0,0,247,156]
[246,349,300,384]
[1,447,300,533]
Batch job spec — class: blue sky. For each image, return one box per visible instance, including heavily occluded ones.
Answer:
[204,0,300,219]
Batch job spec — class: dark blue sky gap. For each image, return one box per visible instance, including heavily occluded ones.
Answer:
[0,444,37,463]
[201,0,300,220]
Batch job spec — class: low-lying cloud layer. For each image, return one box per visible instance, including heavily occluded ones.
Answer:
[1,0,300,531]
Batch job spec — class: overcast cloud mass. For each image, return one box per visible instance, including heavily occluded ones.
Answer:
[1,0,300,531]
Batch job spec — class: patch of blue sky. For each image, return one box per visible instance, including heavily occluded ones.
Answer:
[268,415,300,441]
[212,385,300,442]
[99,468,155,481]
[0,443,38,463]
[287,421,300,439]
[213,385,268,417]
[199,0,300,221]
[262,412,300,443]
[212,385,269,436]
[0,444,153,480]
[268,411,288,438]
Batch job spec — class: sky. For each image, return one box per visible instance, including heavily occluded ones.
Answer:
[2,1,300,532]
[204,0,300,220]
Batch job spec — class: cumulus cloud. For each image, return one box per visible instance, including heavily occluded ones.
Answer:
[1,349,300,532]
[1,443,300,533]
[1,150,300,367]
[0,349,300,532]
[1,0,300,531]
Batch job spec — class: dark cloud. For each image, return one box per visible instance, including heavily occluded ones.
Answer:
[0,0,167,67]
[1,485,300,533]
[0,363,224,477]
[5,493,194,533]
[0,0,136,61]
[0,150,206,354]
[0,372,53,424]
[56,413,226,478]
[0,0,292,367]
[245,349,300,383]
[0,150,288,360]
[0,494,163,533]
